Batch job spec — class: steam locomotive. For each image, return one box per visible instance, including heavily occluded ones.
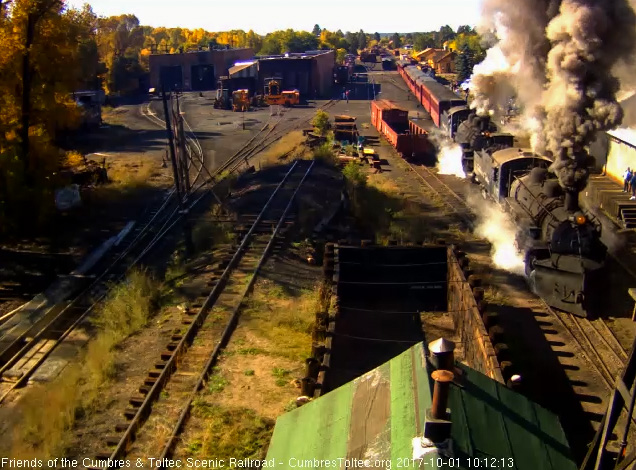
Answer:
[472,146,606,318]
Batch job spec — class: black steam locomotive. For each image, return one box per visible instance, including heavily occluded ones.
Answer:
[472,146,606,318]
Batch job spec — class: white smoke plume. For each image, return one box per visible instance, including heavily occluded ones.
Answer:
[436,143,466,178]
[467,193,525,275]
[471,0,636,156]
[426,127,467,178]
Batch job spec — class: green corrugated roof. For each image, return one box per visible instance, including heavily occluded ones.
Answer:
[266,343,577,470]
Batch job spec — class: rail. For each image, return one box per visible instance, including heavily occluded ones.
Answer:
[103,160,314,465]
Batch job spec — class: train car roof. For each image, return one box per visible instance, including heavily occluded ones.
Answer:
[424,81,466,104]
[446,105,470,115]
[491,147,552,165]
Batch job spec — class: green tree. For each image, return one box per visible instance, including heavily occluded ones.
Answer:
[312,24,321,36]
[391,32,401,48]
[413,32,435,51]
[373,32,381,42]
[405,33,413,43]
[357,29,367,50]
[438,25,455,46]
[455,44,474,83]
[457,25,473,35]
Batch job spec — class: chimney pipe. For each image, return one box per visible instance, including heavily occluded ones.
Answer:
[431,370,454,420]
[428,338,455,371]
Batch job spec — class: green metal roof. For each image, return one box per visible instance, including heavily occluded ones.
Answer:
[266,342,577,470]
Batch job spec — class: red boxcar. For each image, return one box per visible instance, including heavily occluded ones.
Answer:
[371,99,433,159]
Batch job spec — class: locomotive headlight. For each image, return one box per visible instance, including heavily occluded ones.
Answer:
[575,215,587,225]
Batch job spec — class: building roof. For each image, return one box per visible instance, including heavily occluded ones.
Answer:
[228,62,256,76]
[607,128,636,149]
[266,342,576,470]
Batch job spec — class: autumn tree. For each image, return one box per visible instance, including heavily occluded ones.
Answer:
[0,0,98,232]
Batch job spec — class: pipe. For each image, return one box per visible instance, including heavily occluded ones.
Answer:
[431,369,454,419]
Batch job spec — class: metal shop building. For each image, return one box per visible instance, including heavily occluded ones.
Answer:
[254,50,335,98]
[148,47,254,91]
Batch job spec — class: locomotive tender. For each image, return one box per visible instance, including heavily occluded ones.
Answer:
[473,146,606,317]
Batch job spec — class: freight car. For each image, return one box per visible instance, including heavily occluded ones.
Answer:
[371,100,433,161]
[473,146,606,317]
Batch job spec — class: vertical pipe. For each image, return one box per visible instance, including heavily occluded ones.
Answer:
[431,370,454,419]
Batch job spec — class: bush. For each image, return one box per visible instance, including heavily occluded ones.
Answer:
[342,162,367,187]
[313,143,337,165]
[311,110,331,136]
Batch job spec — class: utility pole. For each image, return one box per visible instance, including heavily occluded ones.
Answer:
[175,93,191,195]
[161,85,183,205]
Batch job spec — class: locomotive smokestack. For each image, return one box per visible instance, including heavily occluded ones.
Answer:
[565,191,579,212]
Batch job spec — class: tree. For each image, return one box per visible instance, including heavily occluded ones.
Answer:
[455,43,475,83]
[312,24,321,36]
[457,25,473,35]
[357,29,367,50]
[438,25,455,46]
[0,0,98,231]
[373,32,381,42]
[336,48,347,64]
[413,32,435,51]
[312,109,330,136]
[405,33,413,43]
[391,32,401,48]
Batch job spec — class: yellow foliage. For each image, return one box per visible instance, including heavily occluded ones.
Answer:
[64,151,85,169]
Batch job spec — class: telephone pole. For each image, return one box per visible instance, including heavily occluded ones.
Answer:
[161,85,183,206]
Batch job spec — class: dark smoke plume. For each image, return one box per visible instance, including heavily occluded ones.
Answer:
[472,0,636,160]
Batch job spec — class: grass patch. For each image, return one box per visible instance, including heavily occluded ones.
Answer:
[242,280,319,361]
[237,347,267,356]
[244,369,255,376]
[6,270,159,458]
[191,208,236,254]
[272,368,291,387]
[208,371,230,393]
[483,286,510,305]
[261,131,305,167]
[107,160,157,190]
[191,404,274,464]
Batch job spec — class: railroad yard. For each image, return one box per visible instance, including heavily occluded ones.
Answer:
[1,11,636,470]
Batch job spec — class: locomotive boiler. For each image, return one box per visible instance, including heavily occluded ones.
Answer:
[506,151,607,317]
[474,146,606,318]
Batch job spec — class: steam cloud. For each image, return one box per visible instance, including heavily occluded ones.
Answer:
[471,0,636,156]
[436,144,466,178]
[467,193,525,275]
[427,127,467,178]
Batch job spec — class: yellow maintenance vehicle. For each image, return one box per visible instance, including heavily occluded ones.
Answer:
[232,89,250,112]
[264,79,300,107]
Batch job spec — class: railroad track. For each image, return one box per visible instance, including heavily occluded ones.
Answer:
[406,161,473,227]
[0,98,208,404]
[92,159,315,468]
[549,305,628,391]
[0,192,181,403]
[404,157,633,432]
[0,95,334,405]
